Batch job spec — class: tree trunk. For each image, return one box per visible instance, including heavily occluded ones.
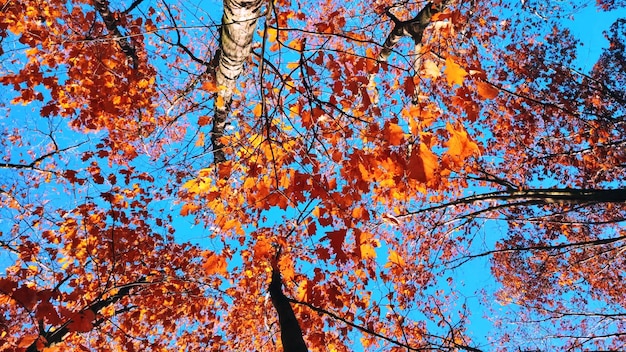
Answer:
[269,265,309,352]
[212,0,264,163]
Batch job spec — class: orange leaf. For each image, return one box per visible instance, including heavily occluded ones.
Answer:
[202,80,218,93]
[180,203,200,216]
[252,104,263,117]
[444,57,467,87]
[203,252,228,276]
[252,237,272,260]
[195,132,205,147]
[445,122,479,161]
[476,80,499,99]
[384,122,404,145]
[351,206,369,221]
[18,335,39,348]
[407,143,438,182]
[198,115,210,126]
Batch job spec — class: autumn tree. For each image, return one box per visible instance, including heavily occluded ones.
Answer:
[1,0,625,351]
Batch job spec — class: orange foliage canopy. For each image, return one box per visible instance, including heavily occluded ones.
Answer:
[0,0,625,351]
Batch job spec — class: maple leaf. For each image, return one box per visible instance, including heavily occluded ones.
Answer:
[252,237,273,260]
[422,60,441,79]
[359,243,377,259]
[407,143,438,183]
[36,300,62,325]
[198,115,210,126]
[385,250,406,268]
[18,335,40,348]
[383,122,404,145]
[323,229,348,262]
[444,57,468,87]
[252,104,263,117]
[203,252,228,276]
[67,310,96,333]
[444,122,480,163]
[13,285,38,310]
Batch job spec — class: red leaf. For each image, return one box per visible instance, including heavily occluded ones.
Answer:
[13,285,38,310]
[324,229,348,262]
[36,300,62,325]
[67,310,96,333]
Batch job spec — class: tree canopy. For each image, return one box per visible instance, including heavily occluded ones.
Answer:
[1,0,625,351]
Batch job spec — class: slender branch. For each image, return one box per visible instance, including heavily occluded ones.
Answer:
[122,0,144,14]
[402,188,626,218]
[448,235,626,268]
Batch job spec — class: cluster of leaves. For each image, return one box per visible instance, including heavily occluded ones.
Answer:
[1,0,625,351]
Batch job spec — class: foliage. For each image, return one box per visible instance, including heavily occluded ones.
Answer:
[0,0,625,351]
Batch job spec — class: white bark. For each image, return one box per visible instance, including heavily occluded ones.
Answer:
[212,0,264,163]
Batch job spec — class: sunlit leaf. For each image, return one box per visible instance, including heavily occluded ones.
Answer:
[444,57,467,87]
[407,143,438,182]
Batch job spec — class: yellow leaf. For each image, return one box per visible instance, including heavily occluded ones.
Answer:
[222,218,240,231]
[25,47,38,56]
[215,95,225,109]
[288,39,303,51]
[385,250,406,268]
[444,57,467,87]
[296,279,309,301]
[286,61,300,70]
[266,27,278,42]
[360,243,377,259]
[137,78,150,89]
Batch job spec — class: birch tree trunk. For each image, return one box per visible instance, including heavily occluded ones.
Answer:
[212,0,264,163]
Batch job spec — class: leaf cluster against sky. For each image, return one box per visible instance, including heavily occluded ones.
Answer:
[1,0,625,351]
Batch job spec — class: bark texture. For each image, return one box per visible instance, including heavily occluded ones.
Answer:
[269,264,309,352]
[212,0,264,163]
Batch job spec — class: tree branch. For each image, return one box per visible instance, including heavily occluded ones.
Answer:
[94,0,139,69]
